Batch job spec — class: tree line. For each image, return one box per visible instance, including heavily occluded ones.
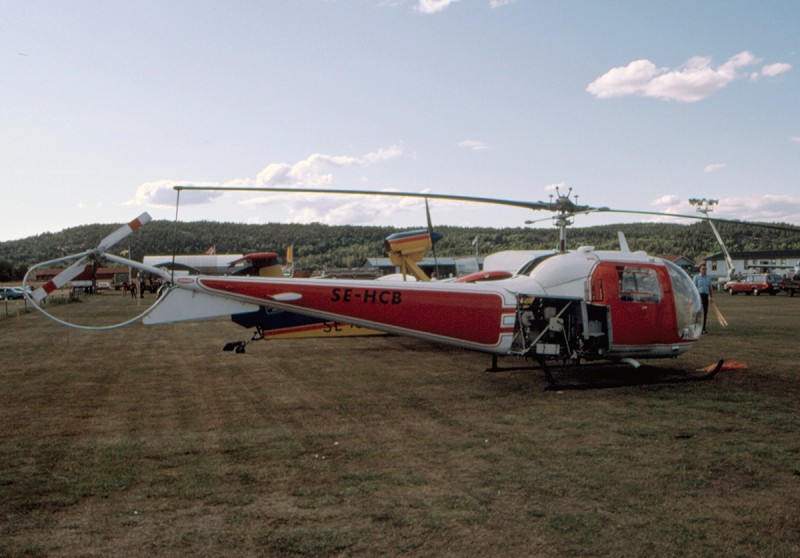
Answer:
[2,218,799,280]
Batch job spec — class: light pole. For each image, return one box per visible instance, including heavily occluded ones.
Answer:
[689,198,736,280]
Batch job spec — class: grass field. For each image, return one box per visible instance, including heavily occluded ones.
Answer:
[1,290,799,557]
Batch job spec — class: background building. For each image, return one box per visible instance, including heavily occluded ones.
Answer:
[702,250,800,280]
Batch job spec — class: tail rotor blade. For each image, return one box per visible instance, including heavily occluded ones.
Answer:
[32,256,89,302]
[97,213,151,253]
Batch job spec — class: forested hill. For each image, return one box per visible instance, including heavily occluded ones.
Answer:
[2,218,800,278]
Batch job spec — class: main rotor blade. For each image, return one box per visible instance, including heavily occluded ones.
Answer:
[599,207,800,234]
[174,185,800,233]
[175,185,564,212]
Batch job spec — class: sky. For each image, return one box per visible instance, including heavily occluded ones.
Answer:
[2,0,799,242]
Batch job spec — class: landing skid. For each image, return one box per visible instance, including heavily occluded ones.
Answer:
[487,355,725,390]
[485,355,562,386]
[486,354,541,373]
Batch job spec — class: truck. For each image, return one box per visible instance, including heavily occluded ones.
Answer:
[778,275,800,296]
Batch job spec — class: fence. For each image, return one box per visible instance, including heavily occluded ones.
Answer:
[1,294,67,320]
[1,297,31,319]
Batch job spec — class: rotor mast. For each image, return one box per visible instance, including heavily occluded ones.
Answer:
[525,187,578,253]
[553,188,578,253]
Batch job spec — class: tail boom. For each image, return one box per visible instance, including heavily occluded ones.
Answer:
[193,276,517,353]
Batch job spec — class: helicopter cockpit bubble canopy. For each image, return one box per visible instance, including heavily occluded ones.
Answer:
[661,259,704,340]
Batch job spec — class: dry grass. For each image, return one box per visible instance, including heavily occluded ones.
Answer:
[1,291,799,557]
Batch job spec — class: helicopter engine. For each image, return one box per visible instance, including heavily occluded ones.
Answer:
[511,295,609,361]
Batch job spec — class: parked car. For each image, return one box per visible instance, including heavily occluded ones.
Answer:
[723,274,781,296]
[0,286,27,300]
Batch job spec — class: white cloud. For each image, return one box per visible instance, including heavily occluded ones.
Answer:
[458,139,490,151]
[543,182,566,193]
[645,195,689,221]
[761,62,792,77]
[704,163,727,173]
[543,182,566,194]
[130,146,404,209]
[409,0,514,13]
[362,144,404,164]
[128,179,224,208]
[586,59,662,99]
[653,194,680,207]
[790,136,800,143]
[414,0,460,14]
[489,0,518,7]
[241,189,432,226]
[712,195,800,224]
[256,146,402,187]
[587,51,790,103]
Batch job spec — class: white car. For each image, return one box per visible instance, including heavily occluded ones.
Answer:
[0,286,30,300]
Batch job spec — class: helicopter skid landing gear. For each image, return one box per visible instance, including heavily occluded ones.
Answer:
[487,355,726,390]
[539,358,559,388]
[485,355,561,387]
[541,359,726,390]
[691,359,725,381]
[486,354,540,373]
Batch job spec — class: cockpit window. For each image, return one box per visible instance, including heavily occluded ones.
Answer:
[661,259,703,340]
[617,266,661,303]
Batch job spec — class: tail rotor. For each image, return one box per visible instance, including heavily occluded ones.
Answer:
[30,213,151,302]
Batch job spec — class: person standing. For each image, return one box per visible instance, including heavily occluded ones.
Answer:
[694,264,713,334]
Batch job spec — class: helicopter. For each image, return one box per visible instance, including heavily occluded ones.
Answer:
[23,187,800,385]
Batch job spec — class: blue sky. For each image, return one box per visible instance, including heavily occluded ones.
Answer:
[2,0,798,242]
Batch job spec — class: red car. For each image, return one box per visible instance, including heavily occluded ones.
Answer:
[723,273,781,296]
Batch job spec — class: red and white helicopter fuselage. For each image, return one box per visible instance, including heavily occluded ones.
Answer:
[25,212,707,368]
